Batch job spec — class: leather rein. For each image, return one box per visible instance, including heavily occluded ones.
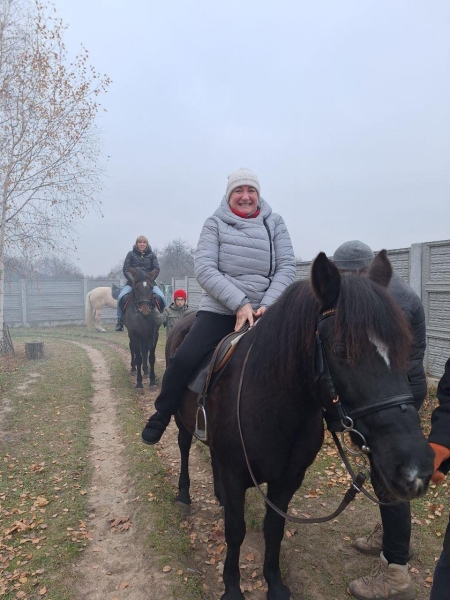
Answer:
[236,308,414,524]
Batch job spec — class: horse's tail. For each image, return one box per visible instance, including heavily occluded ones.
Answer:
[85,291,94,331]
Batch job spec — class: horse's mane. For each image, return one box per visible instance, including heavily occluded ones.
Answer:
[251,275,411,386]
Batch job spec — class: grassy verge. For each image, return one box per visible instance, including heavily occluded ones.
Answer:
[0,337,93,599]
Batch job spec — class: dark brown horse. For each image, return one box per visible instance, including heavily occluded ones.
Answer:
[122,267,160,388]
[168,252,434,600]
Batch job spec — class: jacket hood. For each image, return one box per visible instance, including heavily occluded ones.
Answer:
[214,195,272,227]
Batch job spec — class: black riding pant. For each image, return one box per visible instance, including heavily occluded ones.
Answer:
[372,396,427,566]
[154,311,236,417]
[372,467,411,565]
[430,515,450,599]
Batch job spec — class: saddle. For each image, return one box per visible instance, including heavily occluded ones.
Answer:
[187,323,250,442]
[111,283,121,300]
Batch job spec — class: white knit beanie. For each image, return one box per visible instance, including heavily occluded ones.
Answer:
[226,168,260,202]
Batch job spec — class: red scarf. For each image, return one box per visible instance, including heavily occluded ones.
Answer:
[230,207,260,219]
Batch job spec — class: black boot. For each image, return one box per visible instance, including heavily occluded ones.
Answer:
[142,412,170,445]
[115,318,123,331]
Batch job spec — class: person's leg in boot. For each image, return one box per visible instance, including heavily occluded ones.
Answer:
[353,522,383,555]
[349,471,415,600]
[430,516,450,600]
[116,285,131,331]
[142,311,236,445]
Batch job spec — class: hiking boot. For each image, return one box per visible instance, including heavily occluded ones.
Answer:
[354,523,384,555]
[348,552,415,600]
[115,318,123,332]
[354,523,416,559]
[142,412,170,445]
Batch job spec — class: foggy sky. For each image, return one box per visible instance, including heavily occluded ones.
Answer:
[55,0,450,276]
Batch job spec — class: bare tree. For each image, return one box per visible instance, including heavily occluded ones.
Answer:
[4,253,83,279]
[0,0,111,335]
[158,238,195,282]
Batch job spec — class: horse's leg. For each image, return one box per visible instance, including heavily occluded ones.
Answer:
[220,469,247,600]
[211,449,225,508]
[148,325,158,386]
[94,308,105,332]
[141,339,149,377]
[174,415,192,515]
[129,340,136,372]
[263,480,303,600]
[130,338,143,388]
[149,341,156,386]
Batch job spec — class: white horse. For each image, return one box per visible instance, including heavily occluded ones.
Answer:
[85,287,117,332]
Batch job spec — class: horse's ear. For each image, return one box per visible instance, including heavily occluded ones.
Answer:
[147,268,158,283]
[368,250,392,288]
[128,267,136,284]
[311,252,341,310]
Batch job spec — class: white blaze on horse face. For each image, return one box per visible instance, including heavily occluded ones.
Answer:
[143,281,148,287]
[369,335,390,368]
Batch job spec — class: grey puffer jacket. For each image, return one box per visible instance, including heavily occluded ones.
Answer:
[195,196,296,315]
[388,273,427,407]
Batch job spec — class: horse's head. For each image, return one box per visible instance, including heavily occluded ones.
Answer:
[311,251,434,501]
[128,267,158,317]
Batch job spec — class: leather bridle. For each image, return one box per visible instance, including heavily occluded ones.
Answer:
[314,309,414,441]
[133,288,155,315]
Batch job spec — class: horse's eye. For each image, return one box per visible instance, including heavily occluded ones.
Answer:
[333,345,347,359]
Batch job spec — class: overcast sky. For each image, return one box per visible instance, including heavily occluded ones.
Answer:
[55,0,450,277]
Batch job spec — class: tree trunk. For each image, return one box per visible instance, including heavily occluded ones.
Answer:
[25,342,44,359]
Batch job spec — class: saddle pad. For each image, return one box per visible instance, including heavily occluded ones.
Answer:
[188,351,214,395]
[119,293,131,311]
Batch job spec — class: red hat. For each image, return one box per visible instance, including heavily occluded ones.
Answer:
[174,289,187,301]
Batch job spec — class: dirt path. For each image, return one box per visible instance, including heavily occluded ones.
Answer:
[70,343,172,600]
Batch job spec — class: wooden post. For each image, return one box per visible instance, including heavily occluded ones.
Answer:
[25,342,44,359]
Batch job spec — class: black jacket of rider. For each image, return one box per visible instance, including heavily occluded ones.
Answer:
[388,273,427,407]
[123,245,160,285]
[429,357,450,474]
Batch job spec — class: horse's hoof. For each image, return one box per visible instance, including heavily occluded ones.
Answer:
[220,590,245,600]
[175,500,191,517]
[136,383,143,389]
[130,368,136,373]
[267,583,291,600]
[149,380,157,387]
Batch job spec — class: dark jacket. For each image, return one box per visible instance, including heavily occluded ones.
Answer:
[429,357,450,474]
[151,302,194,333]
[123,245,160,285]
[388,273,427,406]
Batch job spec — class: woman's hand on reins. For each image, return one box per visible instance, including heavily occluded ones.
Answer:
[253,306,267,318]
[235,303,254,331]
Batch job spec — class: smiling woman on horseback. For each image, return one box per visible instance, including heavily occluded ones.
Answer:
[115,236,166,331]
[142,168,296,444]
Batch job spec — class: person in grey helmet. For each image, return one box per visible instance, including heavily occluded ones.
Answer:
[332,240,426,600]
[141,168,296,446]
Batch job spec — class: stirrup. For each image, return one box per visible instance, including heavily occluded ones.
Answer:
[194,405,208,442]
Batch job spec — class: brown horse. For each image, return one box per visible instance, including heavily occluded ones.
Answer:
[122,268,160,388]
[168,251,434,600]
